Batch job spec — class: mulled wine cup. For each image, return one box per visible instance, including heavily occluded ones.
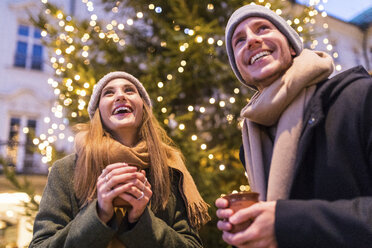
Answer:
[223,191,259,233]
[112,164,141,208]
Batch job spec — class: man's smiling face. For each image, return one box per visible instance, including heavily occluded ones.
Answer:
[232,17,296,91]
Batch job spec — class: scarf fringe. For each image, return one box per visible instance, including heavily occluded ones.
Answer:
[187,201,211,229]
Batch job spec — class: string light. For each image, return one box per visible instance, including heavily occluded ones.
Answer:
[37,0,340,173]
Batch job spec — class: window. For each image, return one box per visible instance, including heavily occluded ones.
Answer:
[5,117,38,172]
[23,119,37,169]
[14,24,43,70]
[6,118,21,166]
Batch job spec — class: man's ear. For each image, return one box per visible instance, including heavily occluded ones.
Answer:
[290,47,296,56]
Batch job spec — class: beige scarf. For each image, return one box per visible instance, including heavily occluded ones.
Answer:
[241,49,334,201]
[101,138,210,228]
[74,134,210,247]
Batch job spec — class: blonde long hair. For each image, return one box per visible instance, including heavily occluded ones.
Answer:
[73,103,179,212]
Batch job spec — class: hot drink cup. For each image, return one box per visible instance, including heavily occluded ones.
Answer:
[223,191,259,233]
[112,164,141,208]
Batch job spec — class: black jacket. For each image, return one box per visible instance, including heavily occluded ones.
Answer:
[241,66,372,248]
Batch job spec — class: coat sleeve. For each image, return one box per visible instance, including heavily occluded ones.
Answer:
[29,156,116,248]
[115,175,203,248]
[275,198,372,248]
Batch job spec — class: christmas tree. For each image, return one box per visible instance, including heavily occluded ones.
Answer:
[32,0,324,246]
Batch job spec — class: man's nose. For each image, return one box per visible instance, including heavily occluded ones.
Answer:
[246,30,262,49]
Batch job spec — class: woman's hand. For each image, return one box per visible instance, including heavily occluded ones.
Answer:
[97,163,152,223]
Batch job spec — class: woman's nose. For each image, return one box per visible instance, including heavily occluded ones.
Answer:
[114,90,127,102]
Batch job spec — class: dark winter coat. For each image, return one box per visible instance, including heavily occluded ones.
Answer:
[241,66,372,248]
[29,154,203,248]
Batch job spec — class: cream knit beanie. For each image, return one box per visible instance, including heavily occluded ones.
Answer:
[87,71,152,119]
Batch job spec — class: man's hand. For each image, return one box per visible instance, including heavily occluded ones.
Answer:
[216,199,278,248]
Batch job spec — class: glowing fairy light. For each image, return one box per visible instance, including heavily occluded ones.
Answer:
[57,12,63,19]
[155,7,162,13]
[33,138,40,145]
[191,135,197,141]
[127,19,133,25]
[118,24,124,30]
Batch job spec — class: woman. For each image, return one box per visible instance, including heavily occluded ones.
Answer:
[30,71,210,247]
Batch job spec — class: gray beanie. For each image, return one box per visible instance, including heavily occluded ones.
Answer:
[225,4,303,88]
[87,71,152,119]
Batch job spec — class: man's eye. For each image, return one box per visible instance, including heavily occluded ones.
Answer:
[234,37,245,47]
[258,25,269,32]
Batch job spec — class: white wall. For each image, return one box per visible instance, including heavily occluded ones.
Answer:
[0,0,75,174]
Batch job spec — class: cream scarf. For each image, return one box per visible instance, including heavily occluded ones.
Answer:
[241,49,334,201]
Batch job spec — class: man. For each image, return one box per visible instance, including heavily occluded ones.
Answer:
[216,4,372,248]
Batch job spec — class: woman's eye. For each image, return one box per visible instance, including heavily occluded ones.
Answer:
[125,87,136,93]
[103,90,113,96]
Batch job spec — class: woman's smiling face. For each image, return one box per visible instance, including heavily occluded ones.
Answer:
[98,78,143,139]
